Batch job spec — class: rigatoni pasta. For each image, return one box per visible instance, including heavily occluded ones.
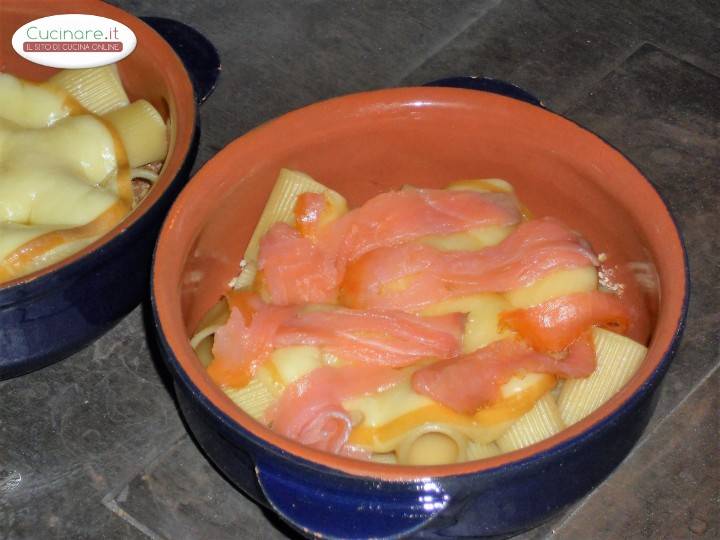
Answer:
[224,369,279,421]
[191,168,650,466]
[229,168,347,289]
[48,64,129,115]
[466,441,501,461]
[558,328,648,426]
[496,394,565,453]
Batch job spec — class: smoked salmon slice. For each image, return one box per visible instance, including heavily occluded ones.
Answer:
[225,289,265,324]
[257,223,338,305]
[268,364,405,454]
[258,189,521,305]
[598,262,653,344]
[319,188,521,267]
[275,308,465,367]
[208,304,465,387]
[209,304,297,388]
[499,290,630,352]
[411,337,596,414]
[341,217,598,310]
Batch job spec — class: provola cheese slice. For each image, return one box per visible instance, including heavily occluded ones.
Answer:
[0,161,118,226]
[0,73,70,128]
[4,115,117,185]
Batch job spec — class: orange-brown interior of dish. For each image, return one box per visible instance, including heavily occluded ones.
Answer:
[0,0,195,288]
[154,88,686,480]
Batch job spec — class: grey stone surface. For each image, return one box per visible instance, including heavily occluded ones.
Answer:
[564,44,720,431]
[0,309,182,539]
[402,0,720,111]
[117,0,501,170]
[553,367,720,540]
[108,437,289,540]
[1,1,718,539]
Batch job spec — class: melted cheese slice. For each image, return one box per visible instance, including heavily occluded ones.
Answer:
[419,225,514,252]
[0,161,118,226]
[505,267,598,308]
[421,293,515,353]
[0,223,98,274]
[0,223,57,260]
[344,370,556,452]
[0,73,69,128]
[0,105,123,281]
[0,71,169,282]
[270,346,323,385]
[344,376,435,429]
[4,115,117,185]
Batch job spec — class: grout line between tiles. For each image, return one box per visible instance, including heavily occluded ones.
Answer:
[643,40,720,80]
[104,498,164,540]
[554,40,648,114]
[545,359,720,538]
[99,431,189,540]
[392,0,503,85]
[559,40,720,114]
[101,431,188,505]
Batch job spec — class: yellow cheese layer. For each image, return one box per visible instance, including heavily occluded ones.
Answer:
[0,161,118,226]
[346,372,555,452]
[505,267,599,308]
[0,74,70,128]
[3,115,118,185]
[421,293,514,352]
[0,71,143,282]
[420,225,513,252]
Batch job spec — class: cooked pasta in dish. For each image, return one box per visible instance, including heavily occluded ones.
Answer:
[191,168,651,466]
[0,65,168,283]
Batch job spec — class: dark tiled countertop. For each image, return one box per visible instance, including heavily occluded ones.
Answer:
[1,1,718,539]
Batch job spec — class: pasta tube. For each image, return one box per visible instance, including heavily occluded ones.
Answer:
[47,65,129,115]
[223,369,278,421]
[103,100,168,168]
[446,178,514,193]
[190,298,231,366]
[370,452,398,465]
[496,393,565,453]
[241,168,346,264]
[230,169,347,289]
[396,425,468,465]
[558,328,647,426]
[465,441,501,461]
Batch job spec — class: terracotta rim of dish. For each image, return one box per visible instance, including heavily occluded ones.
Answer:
[152,87,688,480]
[0,0,196,292]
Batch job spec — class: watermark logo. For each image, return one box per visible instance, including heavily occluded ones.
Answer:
[12,14,136,69]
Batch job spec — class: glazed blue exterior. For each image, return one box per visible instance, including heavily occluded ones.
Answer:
[0,127,198,379]
[0,17,218,379]
[152,78,689,538]
[157,303,685,539]
[425,76,543,108]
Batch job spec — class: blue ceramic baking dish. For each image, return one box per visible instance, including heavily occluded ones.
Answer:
[0,0,219,379]
[151,80,688,538]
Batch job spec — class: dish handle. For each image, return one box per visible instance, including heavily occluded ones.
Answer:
[141,16,220,105]
[424,76,542,107]
[255,459,449,539]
